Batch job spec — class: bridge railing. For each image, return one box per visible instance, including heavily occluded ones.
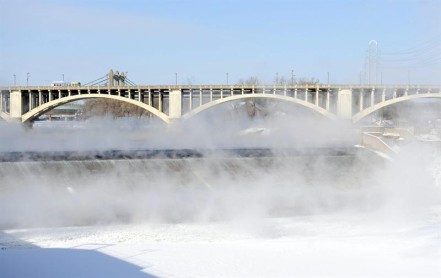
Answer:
[1,84,440,91]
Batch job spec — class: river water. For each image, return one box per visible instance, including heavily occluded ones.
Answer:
[0,119,440,277]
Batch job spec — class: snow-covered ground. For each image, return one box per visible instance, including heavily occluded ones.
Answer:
[1,210,440,277]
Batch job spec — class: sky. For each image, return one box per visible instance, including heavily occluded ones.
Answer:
[0,0,440,86]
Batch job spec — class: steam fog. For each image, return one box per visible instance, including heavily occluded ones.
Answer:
[0,100,440,230]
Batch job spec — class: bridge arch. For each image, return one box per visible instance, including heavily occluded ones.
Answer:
[182,94,337,121]
[352,94,441,123]
[21,94,170,124]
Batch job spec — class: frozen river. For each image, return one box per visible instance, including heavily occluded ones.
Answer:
[0,120,440,277]
[0,147,440,277]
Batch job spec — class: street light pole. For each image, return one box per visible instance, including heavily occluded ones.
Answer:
[26,72,30,86]
[291,70,294,85]
[62,74,64,82]
[226,72,229,85]
[175,72,178,86]
[13,74,16,86]
[327,72,330,85]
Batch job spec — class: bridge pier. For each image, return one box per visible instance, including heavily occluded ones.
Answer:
[169,90,182,119]
[10,91,23,121]
[337,89,352,119]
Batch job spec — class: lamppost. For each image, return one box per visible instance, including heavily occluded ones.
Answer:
[13,74,16,86]
[26,72,30,86]
[62,74,64,82]
[291,70,294,85]
[175,72,178,85]
[226,72,229,85]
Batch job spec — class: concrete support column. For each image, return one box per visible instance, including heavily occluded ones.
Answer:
[148,89,152,106]
[10,90,23,120]
[326,90,330,111]
[382,88,386,102]
[199,89,202,106]
[28,92,33,111]
[158,91,163,112]
[359,91,363,112]
[189,91,193,111]
[39,91,42,106]
[0,91,3,112]
[337,88,352,119]
[305,88,308,102]
[315,87,319,106]
[169,90,182,119]
[370,89,375,107]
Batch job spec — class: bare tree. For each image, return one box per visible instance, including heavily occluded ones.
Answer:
[296,77,320,85]
[82,99,151,119]
[274,76,288,86]
[236,76,261,86]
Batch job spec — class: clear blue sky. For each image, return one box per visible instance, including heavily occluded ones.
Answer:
[1,0,440,86]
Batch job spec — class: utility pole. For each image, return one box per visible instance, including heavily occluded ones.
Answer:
[26,72,30,86]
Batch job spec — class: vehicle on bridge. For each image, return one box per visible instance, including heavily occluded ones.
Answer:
[50,81,81,87]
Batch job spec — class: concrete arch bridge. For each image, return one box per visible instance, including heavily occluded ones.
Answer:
[1,85,440,125]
